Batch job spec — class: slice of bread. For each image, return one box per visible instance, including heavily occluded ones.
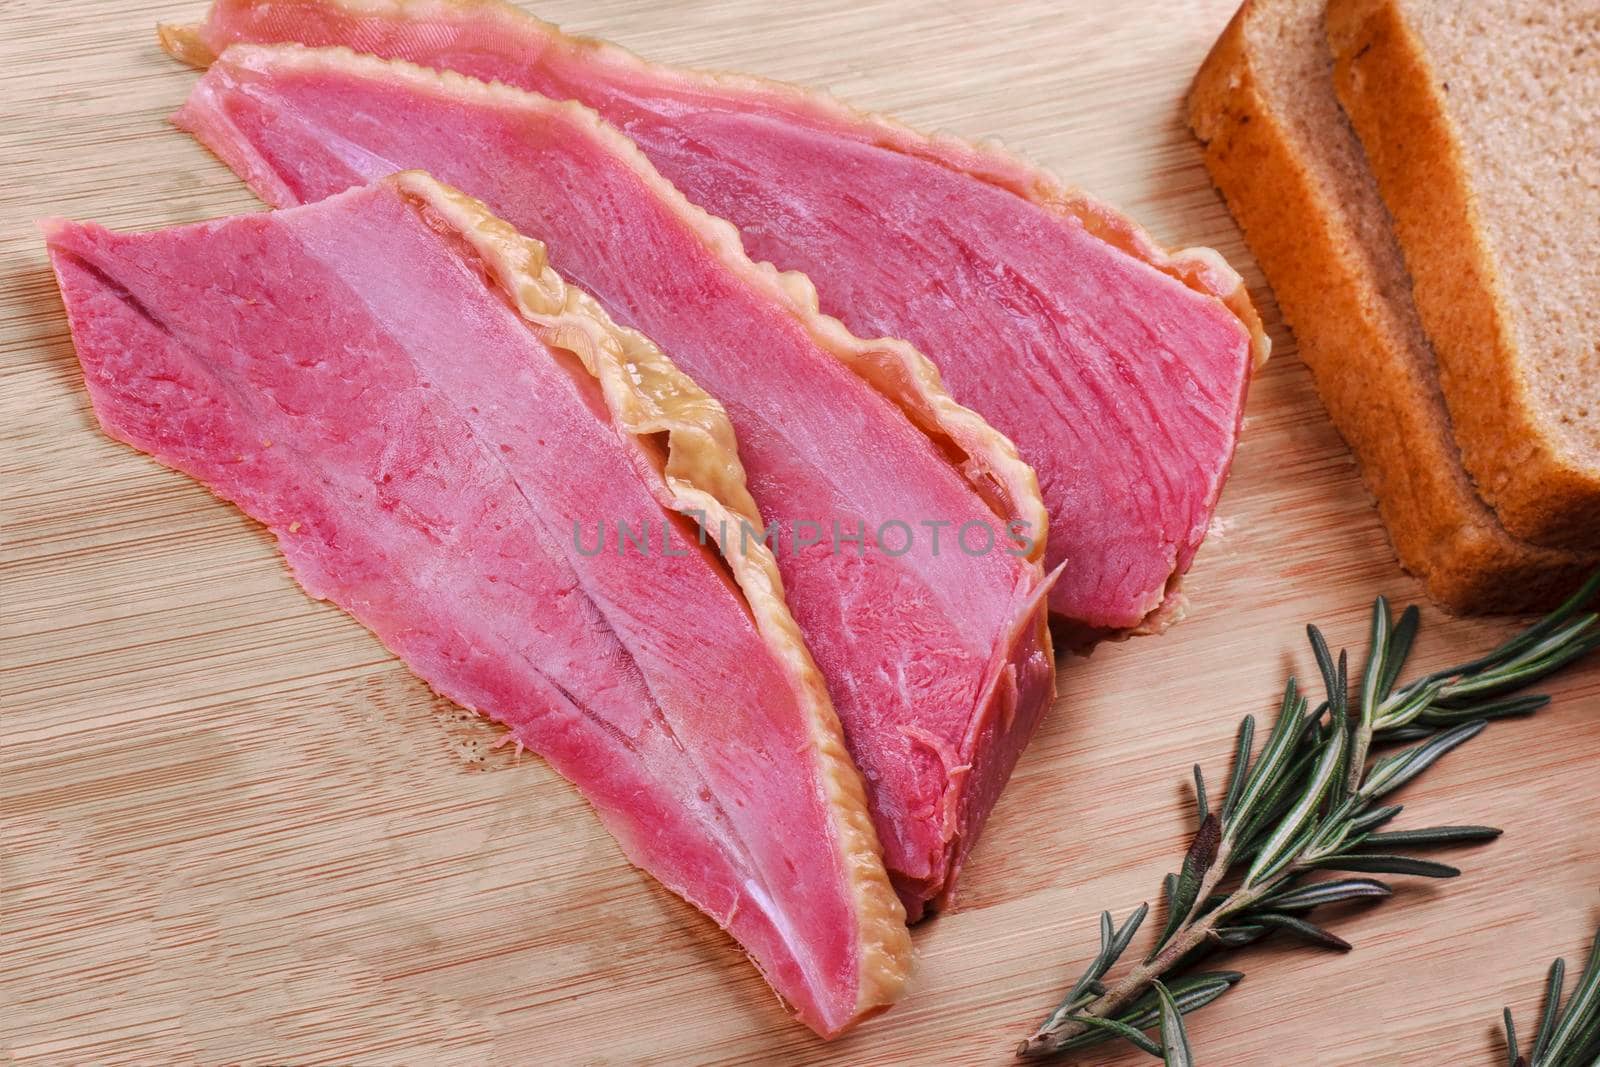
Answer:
[1188,0,1598,612]
[1327,0,1600,550]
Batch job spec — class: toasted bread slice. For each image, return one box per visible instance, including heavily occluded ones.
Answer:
[1189,0,1597,612]
[1327,0,1600,550]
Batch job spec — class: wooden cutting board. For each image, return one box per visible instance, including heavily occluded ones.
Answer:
[3,1,1596,1063]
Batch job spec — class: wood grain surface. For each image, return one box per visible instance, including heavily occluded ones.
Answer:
[3,1,1596,1064]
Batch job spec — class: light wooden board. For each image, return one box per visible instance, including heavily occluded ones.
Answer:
[3,1,1597,1064]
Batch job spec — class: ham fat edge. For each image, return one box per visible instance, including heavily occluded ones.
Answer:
[41,174,911,1035]
[162,0,1268,632]
[162,43,1059,921]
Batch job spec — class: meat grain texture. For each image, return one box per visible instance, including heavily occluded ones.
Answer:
[169,45,1057,920]
[164,0,1268,633]
[43,174,911,1036]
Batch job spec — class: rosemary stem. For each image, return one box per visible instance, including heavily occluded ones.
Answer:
[1023,840,1270,1056]
[1024,824,1358,1057]
[1017,573,1598,1061]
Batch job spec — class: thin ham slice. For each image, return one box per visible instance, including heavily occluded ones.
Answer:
[43,173,911,1035]
[168,48,1057,919]
[163,0,1268,632]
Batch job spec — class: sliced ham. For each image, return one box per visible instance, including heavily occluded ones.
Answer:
[43,173,911,1035]
[164,0,1268,632]
[168,48,1057,919]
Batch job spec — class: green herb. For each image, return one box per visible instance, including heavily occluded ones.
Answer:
[1502,926,1600,1067]
[1017,570,1600,1061]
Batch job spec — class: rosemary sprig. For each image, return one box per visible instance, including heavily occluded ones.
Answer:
[1502,925,1600,1067]
[1018,570,1600,1061]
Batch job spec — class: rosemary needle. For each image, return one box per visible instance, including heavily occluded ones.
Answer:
[1501,925,1600,1067]
[1018,570,1600,1061]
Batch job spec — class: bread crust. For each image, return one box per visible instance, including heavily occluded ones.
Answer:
[1188,0,1597,613]
[1326,0,1600,551]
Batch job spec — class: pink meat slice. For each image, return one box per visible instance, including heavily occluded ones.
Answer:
[42,174,911,1035]
[171,47,1056,920]
[165,0,1267,631]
